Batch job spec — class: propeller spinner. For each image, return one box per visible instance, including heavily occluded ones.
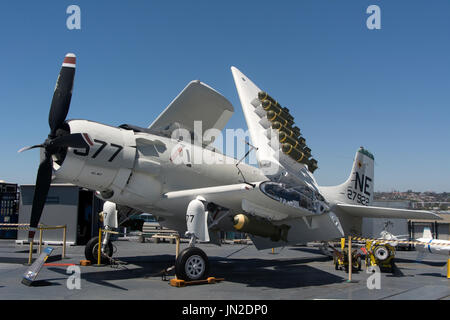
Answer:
[19,53,92,241]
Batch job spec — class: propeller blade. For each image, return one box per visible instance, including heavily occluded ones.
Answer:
[28,152,53,240]
[48,53,76,137]
[18,145,44,153]
[49,133,93,150]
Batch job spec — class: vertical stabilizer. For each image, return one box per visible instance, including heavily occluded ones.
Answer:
[422,227,433,240]
[319,147,374,206]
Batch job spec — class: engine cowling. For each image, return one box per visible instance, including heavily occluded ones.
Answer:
[53,120,136,195]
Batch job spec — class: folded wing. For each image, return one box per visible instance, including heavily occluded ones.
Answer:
[231,67,319,192]
[149,81,234,145]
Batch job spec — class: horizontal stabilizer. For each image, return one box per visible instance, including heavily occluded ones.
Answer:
[334,203,442,220]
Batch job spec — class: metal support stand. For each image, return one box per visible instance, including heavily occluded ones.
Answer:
[36,225,68,259]
[175,236,180,259]
[38,229,43,254]
[170,277,225,287]
[93,228,105,267]
[27,241,34,265]
[62,225,67,259]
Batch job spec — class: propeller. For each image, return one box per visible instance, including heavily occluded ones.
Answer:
[19,53,92,241]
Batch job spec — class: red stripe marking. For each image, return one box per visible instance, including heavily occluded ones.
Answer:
[63,57,76,64]
[83,133,94,146]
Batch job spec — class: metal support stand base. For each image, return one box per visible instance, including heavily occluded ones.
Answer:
[170,277,225,287]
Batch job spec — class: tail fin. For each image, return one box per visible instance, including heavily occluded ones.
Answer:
[422,227,433,240]
[319,147,374,206]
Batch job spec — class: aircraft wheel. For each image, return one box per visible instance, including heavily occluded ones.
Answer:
[175,247,210,281]
[374,245,390,261]
[85,236,113,264]
[358,256,362,271]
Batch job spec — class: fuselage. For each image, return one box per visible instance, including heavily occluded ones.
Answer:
[53,119,266,217]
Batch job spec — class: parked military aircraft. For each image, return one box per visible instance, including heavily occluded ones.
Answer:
[378,227,449,262]
[415,227,450,256]
[20,54,441,281]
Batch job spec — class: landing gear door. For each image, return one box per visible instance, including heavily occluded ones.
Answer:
[186,199,210,242]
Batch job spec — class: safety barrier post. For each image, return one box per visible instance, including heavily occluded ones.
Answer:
[0,224,67,265]
[347,236,352,282]
[28,241,33,265]
[447,257,450,279]
[176,235,180,259]
[62,225,67,259]
[38,228,43,254]
[97,228,102,266]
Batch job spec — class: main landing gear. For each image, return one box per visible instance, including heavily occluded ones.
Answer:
[174,197,214,281]
[175,247,210,281]
[84,201,117,264]
[85,236,113,264]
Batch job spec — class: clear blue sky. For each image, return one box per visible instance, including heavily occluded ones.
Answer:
[0,1,449,192]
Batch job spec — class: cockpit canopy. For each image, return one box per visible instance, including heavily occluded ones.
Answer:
[259,181,326,214]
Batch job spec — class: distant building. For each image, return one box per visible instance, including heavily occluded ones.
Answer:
[17,184,103,245]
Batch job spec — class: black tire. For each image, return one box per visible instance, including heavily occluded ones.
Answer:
[373,245,390,262]
[175,247,210,281]
[85,236,113,264]
[356,256,362,271]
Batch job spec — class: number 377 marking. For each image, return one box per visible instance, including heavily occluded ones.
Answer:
[74,139,123,162]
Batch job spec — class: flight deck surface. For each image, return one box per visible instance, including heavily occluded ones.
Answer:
[0,239,448,300]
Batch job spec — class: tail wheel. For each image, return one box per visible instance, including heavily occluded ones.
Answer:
[175,247,210,281]
[85,236,113,264]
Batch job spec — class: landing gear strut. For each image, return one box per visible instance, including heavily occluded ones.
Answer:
[84,201,117,264]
